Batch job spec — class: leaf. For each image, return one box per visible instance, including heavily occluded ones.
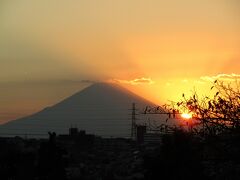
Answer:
[177,102,182,106]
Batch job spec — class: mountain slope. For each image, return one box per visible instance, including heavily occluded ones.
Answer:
[0,83,157,137]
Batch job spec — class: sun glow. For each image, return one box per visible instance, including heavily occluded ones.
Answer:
[181,113,192,119]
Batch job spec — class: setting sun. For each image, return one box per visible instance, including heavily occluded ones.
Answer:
[181,113,192,119]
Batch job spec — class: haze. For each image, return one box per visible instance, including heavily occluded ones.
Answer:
[0,0,239,123]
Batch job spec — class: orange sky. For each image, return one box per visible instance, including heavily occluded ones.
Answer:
[0,0,239,123]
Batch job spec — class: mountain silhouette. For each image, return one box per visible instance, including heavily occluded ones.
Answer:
[0,83,158,137]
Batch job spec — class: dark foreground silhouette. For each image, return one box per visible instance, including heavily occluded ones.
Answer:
[0,128,240,180]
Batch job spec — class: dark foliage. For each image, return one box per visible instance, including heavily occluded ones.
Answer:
[144,129,205,180]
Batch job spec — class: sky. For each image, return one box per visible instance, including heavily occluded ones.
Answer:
[0,0,240,123]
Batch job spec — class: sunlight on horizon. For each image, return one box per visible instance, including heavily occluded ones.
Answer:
[181,113,192,120]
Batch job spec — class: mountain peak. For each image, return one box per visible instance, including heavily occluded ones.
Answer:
[0,83,155,137]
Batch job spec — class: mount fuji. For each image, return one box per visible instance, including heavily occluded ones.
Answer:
[0,83,159,137]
